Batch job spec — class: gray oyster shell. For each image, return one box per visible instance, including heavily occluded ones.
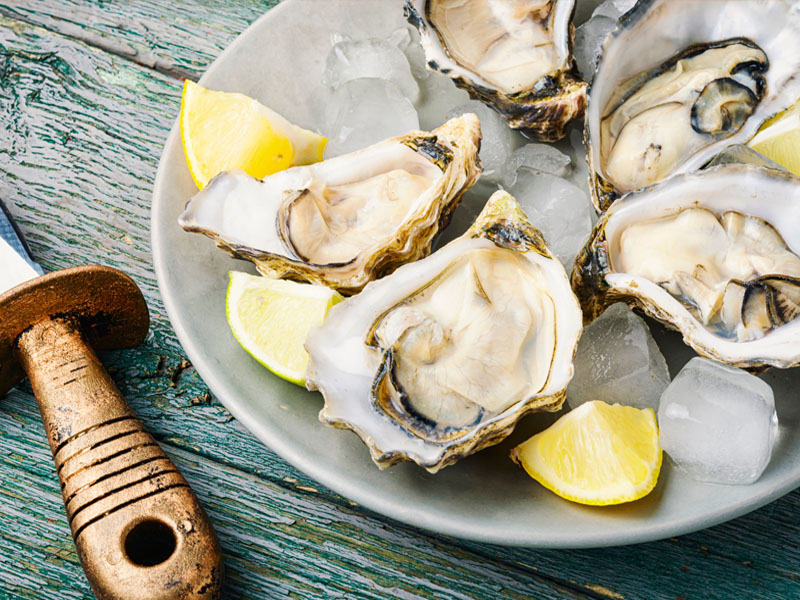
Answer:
[573,164,800,370]
[405,0,586,142]
[306,191,583,472]
[178,114,482,295]
[585,0,800,212]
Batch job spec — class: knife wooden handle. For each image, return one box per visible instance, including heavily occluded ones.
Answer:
[15,317,223,600]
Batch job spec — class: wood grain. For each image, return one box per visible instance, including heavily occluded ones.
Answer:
[0,0,278,80]
[0,3,798,600]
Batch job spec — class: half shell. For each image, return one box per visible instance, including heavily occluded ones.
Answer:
[178,114,482,295]
[306,190,583,472]
[585,0,800,211]
[405,0,586,142]
[573,164,800,369]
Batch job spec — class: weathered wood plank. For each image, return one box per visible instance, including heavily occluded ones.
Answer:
[0,0,278,80]
[0,5,350,505]
[0,14,178,342]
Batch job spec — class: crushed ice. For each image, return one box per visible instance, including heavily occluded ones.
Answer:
[574,0,637,82]
[567,303,671,411]
[447,100,515,181]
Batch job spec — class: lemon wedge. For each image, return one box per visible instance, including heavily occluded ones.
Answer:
[749,100,800,175]
[510,401,662,506]
[180,80,326,189]
[226,271,342,386]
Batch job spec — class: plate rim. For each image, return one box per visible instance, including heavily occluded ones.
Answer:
[151,0,800,548]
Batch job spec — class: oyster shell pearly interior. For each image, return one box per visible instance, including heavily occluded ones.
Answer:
[585,0,800,211]
[573,164,800,370]
[178,114,482,295]
[405,0,586,142]
[306,190,583,472]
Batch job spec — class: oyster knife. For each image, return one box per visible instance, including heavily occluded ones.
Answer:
[0,199,223,600]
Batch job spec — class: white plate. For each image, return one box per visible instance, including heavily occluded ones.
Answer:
[152,0,800,547]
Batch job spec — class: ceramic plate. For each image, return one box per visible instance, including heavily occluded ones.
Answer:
[152,0,800,547]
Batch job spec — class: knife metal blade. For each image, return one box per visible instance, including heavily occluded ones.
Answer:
[0,199,44,293]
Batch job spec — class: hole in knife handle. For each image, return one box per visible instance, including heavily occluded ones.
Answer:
[124,519,177,567]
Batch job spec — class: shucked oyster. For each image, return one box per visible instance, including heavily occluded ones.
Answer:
[405,0,586,142]
[306,190,583,472]
[586,0,800,211]
[573,164,800,369]
[178,114,481,295]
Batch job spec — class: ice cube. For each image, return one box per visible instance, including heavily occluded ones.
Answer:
[592,0,637,20]
[573,15,616,82]
[323,78,419,158]
[573,0,638,82]
[387,27,412,50]
[567,125,591,197]
[658,357,778,485]
[323,38,420,103]
[546,123,594,215]
[416,72,472,131]
[567,303,671,411]
[509,169,593,267]
[394,26,431,83]
[448,100,515,180]
[503,143,572,188]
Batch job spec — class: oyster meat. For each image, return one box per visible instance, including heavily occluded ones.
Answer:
[586,0,800,211]
[617,208,800,342]
[406,0,586,141]
[178,114,481,295]
[573,164,800,369]
[306,190,583,472]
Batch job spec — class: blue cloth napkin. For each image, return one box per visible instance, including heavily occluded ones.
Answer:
[0,199,44,275]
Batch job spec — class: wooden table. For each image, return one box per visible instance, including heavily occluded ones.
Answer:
[0,2,797,598]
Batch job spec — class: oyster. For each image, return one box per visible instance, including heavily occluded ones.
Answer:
[586,0,800,211]
[573,164,800,369]
[306,190,583,472]
[178,114,481,295]
[405,0,586,142]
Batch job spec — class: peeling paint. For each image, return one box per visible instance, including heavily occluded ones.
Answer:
[584,584,624,599]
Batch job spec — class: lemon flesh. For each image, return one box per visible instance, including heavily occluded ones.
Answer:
[180,81,326,189]
[511,401,662,505]
[226,271,342,386]
[749,100,800,175]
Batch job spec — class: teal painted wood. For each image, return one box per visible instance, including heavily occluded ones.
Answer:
[0,3,797,599]
[0,0,279,79]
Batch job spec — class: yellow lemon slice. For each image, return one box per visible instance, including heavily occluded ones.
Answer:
[510,401,662,506]
[749,100,800,175]
[180,80,326,189]
[226,271,342,386]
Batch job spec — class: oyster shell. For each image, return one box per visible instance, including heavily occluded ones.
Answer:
[306,190,583,472]
[573,164,800,369]
[405,0,586,142]
[586,0,800,211]
[178,114,482,295]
